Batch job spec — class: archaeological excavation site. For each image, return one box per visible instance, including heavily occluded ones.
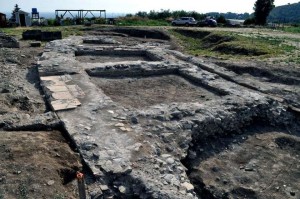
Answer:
[0,27,300,199]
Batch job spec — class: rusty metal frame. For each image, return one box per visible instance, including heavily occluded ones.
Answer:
[55,9,106,20]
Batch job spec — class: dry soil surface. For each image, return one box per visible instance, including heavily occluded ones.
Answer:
[0,131,81,199]
[91,75,220,108]
[0,40,83,199]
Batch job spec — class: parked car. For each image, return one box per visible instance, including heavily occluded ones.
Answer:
[197,17,218,27]
[171,17,198,26]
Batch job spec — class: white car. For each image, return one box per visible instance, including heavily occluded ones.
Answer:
[171,17,198,26]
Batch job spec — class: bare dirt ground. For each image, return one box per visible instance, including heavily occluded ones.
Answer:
[76,54,152,63]
[186,125,300,199]
[0,131,81,199]
[91,75,220,108]
[0,40,82,199]
[0,41,45,114]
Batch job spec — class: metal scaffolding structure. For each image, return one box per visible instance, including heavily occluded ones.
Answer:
[55,9,106,20]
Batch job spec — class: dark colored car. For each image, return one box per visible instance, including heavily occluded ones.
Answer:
[198,18,218,27]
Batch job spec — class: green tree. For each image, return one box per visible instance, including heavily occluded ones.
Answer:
[254,0,275,25]
[217,15,227,24]
[136,11,148,18]
[10,4,20,22]
[244,17,256,25]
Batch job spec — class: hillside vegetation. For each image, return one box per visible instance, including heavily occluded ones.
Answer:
[170,29,297,61]
[268,2,300,23]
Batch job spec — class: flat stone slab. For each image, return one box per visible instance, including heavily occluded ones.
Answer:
[40,75,83,111]
[51,99,81,111]
[52,91,74,100]
[67,85,85,98]
[47,85,69,92]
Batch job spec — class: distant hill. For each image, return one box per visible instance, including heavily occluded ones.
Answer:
[268,2,300,23]
[206,12,250,20]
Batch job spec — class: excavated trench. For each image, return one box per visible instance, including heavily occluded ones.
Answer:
[34,30,300,199]
[86,62,300,198]
[91,75,221,108]
[75,49,162,63]
[82,27,171,40]
[182,119,300,199]
[215,62,300,86]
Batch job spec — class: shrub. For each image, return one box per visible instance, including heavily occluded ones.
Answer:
[244,17,255,25]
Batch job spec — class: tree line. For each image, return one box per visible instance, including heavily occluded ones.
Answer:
[127,0,276,26]
[127,10,208,21]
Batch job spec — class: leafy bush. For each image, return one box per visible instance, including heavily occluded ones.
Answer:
[132,10,206,21]
[244,17,255,25]
[94,18,106,24]
[47,18,60,26]
[217,15,227,24]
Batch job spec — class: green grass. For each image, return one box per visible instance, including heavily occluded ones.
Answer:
[283,26,300,33]
[169,29,295,60]
[1,25,84,39]
[116,17,169,26]
[18,182,28,199]
[54,193,66,199]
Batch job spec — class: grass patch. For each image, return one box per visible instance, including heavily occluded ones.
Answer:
[283,26,300,33]
[18,182,28,199]
[213,41,269,56]
[1,25,85,39]
[169,29,293,60]
[116,17,169,26]
[54,193,66,199]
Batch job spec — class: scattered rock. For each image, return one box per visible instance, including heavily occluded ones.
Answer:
[84,126,91,130]
[164,174,175,183]
[47,180,55,186]
[188,150,197,159]
[118,185,126,193]
[130,116,139,124]
[100,184,109,191]
[166,157,175,164]
[171,111,183,120]
[13,170,22,175]
[118,126,125,131]
[161,154,171,158]
[181,182,194,192]
[0,33,20,48]
[115,123,125,127]
[244,164,254,171]
[90,187,103,199]
[290,191,296,196]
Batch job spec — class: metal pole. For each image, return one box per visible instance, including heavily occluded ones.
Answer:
[77,171,86,199]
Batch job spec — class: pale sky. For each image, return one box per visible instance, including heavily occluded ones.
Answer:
[0,0,299,14]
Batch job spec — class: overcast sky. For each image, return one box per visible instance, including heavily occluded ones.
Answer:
[1,0,299,14]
